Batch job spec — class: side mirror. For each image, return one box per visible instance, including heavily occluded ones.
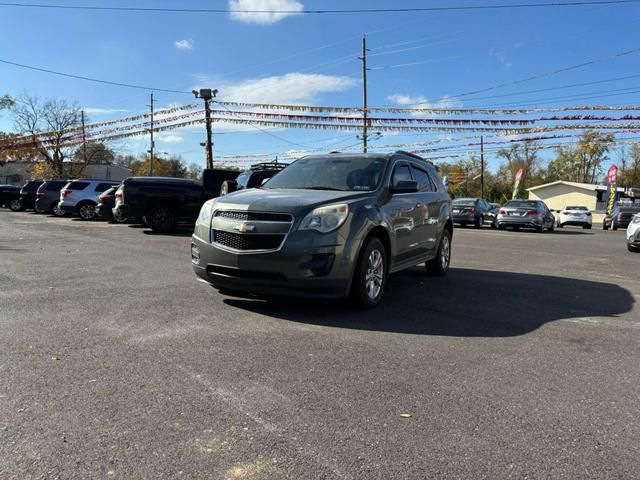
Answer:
[390,180,418,194]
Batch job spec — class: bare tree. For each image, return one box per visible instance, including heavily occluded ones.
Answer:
[12,95,82,176]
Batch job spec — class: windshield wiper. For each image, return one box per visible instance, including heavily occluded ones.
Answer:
[305,186,345,191]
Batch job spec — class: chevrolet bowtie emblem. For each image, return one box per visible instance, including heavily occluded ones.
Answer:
[234,223,256,233]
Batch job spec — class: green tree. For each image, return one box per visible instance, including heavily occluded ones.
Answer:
[546,132,615,184]
[0,95,14,109]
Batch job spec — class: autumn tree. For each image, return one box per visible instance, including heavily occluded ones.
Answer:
[618,143,640,187]
[546,132,615,184]
[71,142,115,177]
[186,162,203,180]
[12,95,82,176]
[131,154,188,178]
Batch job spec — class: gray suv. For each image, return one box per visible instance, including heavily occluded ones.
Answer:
[191,151,453,308]
[59,179,119,220]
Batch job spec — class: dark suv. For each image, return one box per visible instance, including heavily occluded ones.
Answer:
[218,162,287,196]
[191,151,453,308]
[11,180,43,211]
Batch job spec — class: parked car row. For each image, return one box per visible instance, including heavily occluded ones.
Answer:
[2,153,457,308]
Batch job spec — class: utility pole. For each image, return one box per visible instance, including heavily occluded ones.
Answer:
[81,110,88,164]
[148,92,155,176]
[193,88,218,169]
[480,135,485,198]
[359,35,369,153]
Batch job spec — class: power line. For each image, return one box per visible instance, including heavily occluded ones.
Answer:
[1,1,638,14]
[0,58,191,94]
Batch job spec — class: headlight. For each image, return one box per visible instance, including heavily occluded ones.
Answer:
[299,203,349,233]
[196,199,216,227]
[632,215,640,224]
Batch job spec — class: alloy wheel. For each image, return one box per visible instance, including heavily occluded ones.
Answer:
[79,204,96,220]
[440,232,451,270]
[365,249,384,301]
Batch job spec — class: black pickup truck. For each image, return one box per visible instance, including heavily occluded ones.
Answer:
[113,163,286,232]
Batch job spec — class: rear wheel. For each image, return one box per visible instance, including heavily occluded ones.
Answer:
[603,222,609,231]
[147,206,177,233]
[426,228,451,277]
[9,199,22,211]
[475,216,483,229]
[77,202,97,220]
[497,223,505,231]
[548,222,555,232]
[628,243,639,252]
[112,209,128,223]
[351,237,387,309]
[52,203,66,217]
[613,223,619,231]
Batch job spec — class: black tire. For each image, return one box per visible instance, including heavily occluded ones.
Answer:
[497,223,505,231]
[9,199,23,211]
[112,210,128,223]
[536,224,544,233]
[220,180,237,196]
[475,216,482,229]
[628,243,639,252]
[77,202,97,220]
[613,223,618,231]
[557,222,564,228]
[426,228,452,277]
[350,237,388,309]
[147,206,178,233]
[603,222,609,231]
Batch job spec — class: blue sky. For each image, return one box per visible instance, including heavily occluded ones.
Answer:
[1,0,640,171]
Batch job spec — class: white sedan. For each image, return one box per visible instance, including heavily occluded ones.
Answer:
[557,205,592,229]
[627,213,640,252]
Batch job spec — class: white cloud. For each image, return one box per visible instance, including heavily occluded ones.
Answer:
[175,39,194,50]
[387,94,461,116]
[157,133,184,144]
[84,108,129,115]
[229,0,303,25]
[196,72,355,104]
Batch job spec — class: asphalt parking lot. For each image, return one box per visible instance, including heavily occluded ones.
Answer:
[1,211,639,479]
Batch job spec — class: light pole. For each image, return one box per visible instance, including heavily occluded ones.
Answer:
[192,88,218,169]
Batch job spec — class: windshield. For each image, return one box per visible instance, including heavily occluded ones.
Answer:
[620,207,640,213]
[506,200,538,209]
[263,156,387,191]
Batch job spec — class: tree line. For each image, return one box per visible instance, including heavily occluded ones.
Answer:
[439,131,639,202]
[2,93,640,193]
[0,94,202,181]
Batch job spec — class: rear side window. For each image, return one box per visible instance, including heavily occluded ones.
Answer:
[23,182,41,192]
[94,182,116,192]
[69,182,90,190]
[46,181,67,191]
[392,165,412,185]
[411,166,435,192]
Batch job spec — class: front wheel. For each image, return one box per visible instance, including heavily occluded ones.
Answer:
[9,199,22,211]
[112,210,128,223]
[613,224,618,231]
[351,237,387,309]
[426,228,451,277]
[628,243,639,252]
[475,216,483,229]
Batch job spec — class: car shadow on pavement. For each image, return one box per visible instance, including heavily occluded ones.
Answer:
[224,267,634,337]
[142,228,194,237]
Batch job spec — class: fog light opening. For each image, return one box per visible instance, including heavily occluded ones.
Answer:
[191,244,201,264]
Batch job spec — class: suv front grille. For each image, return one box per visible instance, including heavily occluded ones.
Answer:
[213,230,284,251]
[215,211,291,222]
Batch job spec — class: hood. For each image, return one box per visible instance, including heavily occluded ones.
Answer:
[213,188,372,215]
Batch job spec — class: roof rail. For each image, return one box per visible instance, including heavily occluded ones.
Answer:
[249,161,288,172]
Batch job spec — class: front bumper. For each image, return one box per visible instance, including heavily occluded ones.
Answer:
[191,231,359,299]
